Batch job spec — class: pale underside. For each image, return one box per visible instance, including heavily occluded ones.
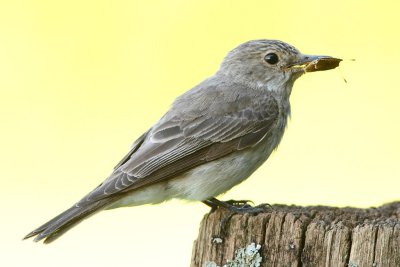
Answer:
[107,131,279,208]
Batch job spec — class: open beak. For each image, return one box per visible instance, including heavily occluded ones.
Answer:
[286,55,342,73]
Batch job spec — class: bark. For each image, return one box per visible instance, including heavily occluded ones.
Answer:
[191,202,400,267]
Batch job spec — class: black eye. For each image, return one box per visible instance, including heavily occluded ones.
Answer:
[264,53,279,64]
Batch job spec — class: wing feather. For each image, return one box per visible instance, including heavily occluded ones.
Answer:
[79,83,280,204]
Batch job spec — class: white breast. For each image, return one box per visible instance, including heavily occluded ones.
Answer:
[169,131,282,201]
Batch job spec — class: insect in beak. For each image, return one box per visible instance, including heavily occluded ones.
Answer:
[285,55,342,72]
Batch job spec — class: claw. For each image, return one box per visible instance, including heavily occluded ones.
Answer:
[202,197,270,213]
[202,198,273,238]
[224,199,254,207]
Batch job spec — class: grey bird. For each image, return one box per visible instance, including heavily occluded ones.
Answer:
[24,39,341,243]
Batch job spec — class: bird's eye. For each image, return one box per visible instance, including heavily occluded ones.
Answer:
[264,53,279,65]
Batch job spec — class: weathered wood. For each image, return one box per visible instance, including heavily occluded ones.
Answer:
[191,202,400,267]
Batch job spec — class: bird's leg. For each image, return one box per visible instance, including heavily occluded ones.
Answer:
[202,197,271,214]
[202,198,220,211]
[202,197,273,238]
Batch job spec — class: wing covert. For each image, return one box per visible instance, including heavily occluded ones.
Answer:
[80,83,280,204]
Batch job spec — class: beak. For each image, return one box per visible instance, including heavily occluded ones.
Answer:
[286,55,342,72]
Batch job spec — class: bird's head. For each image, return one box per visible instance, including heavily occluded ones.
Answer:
[218,39,340,95]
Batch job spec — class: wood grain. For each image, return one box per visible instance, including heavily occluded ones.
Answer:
[191,202,400,267]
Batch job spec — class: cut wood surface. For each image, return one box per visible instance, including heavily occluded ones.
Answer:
[191,202,400,267]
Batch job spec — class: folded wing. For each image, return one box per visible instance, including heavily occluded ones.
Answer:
[81,87,280,205]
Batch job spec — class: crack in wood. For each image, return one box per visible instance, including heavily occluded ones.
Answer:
[191,202,400,267]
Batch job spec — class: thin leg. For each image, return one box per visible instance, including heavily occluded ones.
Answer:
[202,197,272,238]
[202,197,271,214]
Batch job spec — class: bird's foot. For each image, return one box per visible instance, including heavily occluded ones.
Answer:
[202,198,272,238]
[202,197,271,213]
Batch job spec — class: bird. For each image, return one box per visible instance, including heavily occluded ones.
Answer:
[24,39,341,243]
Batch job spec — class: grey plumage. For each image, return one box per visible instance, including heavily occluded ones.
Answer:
[24,39,339,243]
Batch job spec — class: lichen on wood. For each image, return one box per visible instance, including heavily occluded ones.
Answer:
[191,202,400,267]
[205,243,262,267]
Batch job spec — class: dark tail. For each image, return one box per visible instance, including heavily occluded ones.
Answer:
[23,198,112,244]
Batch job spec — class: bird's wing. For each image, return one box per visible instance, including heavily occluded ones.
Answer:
[113,130,149,170]
[78,88,280,205]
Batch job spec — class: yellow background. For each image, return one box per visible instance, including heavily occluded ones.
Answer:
[1,0,399,266]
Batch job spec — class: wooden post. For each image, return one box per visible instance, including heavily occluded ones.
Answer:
[191,202,400,267]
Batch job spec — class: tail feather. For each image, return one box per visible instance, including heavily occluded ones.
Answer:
[24,199,113,243]
[23,209,71,240]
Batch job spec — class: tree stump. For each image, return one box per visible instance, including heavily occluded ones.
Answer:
[191,202,400,267]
